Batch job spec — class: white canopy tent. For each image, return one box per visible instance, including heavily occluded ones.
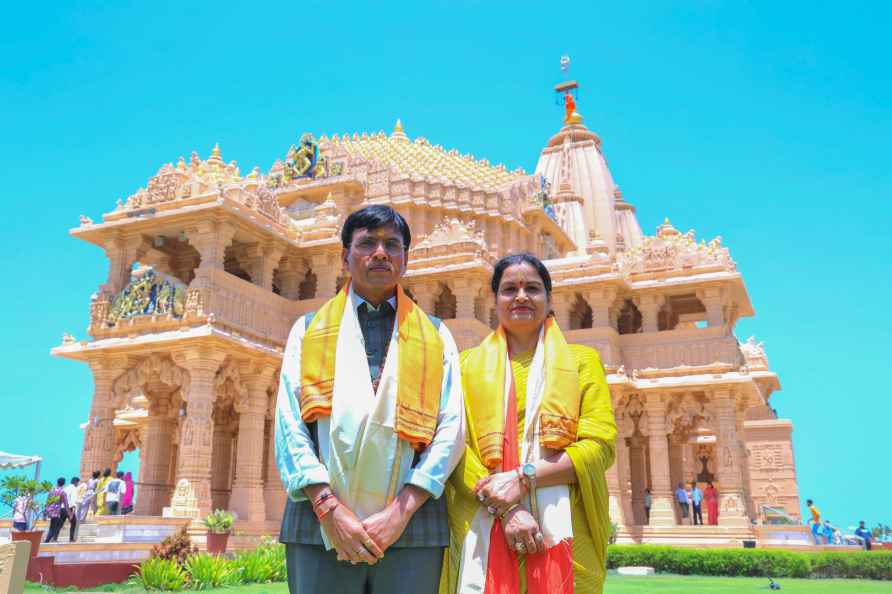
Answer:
[0,451,42,480]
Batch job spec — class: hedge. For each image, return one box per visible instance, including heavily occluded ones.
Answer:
[607,545,892,580]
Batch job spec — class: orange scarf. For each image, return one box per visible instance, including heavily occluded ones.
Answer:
[462,317,580,470]
[299,282,443,449]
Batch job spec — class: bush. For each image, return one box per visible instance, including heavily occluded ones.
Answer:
[233,538,287,583]
[132,557,188,591]
[607,545,892,580]
[151,528,199,568]
[185,553,240,589]
[202,509,234,534]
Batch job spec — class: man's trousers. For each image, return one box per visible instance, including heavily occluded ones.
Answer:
[692,503,703,525]
[286,543,443,594]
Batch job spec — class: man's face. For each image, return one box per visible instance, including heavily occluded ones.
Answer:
[343,223,407,296]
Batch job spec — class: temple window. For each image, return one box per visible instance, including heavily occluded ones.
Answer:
[618,299,643,334]
[144,234,201,285]
[569,293,593,330]
[434,284,457,319]
[223,241,253,283]
[661,294,706,330]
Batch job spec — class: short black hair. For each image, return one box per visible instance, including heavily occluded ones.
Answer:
[806,499,813,505]
[341,205,411,250]
[57,477,66,486]
[71,477,80,484]
[103,468,112,477]
[92,470,101,479]
[116,471,124,478]
[491,252,552,295]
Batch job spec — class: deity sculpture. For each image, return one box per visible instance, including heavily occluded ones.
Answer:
[563,90,576,123]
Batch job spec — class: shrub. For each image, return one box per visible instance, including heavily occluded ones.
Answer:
[606,545,892,580]
[185,553,240,590]
[202,509,234,534]
[131,557,187,591]
[151,528,199,567]
[233,538,287,583]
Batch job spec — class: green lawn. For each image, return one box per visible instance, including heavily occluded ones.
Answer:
[25,574,892,593]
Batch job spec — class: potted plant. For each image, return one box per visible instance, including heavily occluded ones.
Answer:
[202,509,234,554]
[1,475,52,557]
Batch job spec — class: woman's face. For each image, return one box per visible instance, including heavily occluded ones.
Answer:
[495,262,550,334]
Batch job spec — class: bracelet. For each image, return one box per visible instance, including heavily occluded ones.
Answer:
[314,496,339,520]
[499,503,521,519]
[312,489,335,509]
[515,467,529,493]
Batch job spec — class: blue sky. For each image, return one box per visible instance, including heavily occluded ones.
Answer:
[1,2,889,529]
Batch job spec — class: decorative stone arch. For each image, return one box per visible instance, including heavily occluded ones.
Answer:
[667,393,713,439]
[618,299,642,334]
[113,354,191,409]
[569,293,593,330]
[434,284,457,319]
[113,427,142,464]
[299,269,317,299]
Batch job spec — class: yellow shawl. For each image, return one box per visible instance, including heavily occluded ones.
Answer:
[299,282,443,449]
[461,318,580,469]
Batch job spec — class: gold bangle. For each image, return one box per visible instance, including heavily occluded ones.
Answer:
[499,503,521,519]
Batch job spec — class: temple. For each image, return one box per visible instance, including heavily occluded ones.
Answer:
[52,90,801,545]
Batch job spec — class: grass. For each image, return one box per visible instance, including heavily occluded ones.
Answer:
[24,574,892,593]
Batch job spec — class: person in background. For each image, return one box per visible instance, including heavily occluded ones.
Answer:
[12,492,38,531]
[96,468,112,515]
[84,470,100,518]
[704,481,719,525]
[61,476,81,542]
[120,471,135,515]
[690,481,703,526]
[104,471,126,515]
[822,520,835,545]
[675,482,689,522]
[854,520,873,551]
[806,499,821,544]
[44,477,69,543]
[643,488,652,524]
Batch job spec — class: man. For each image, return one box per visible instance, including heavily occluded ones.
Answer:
[44,478,69,543]
[61,476,81,542]
[806,499,821,543]
[854,520,873,551]
[276,205,464,594]
[643,488,652,524]
[104,471,126,515]
[690,481,703,526]
[675,482,689,521]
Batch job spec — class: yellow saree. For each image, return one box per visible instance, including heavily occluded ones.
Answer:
[443,343,616,594]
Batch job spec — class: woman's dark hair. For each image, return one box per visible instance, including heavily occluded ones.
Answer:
[71,477,80,485]
[92,470,101,479]
[103,468,112,477]
[491,253,552,296]
[341,205,411,250]
[56,477,66,486]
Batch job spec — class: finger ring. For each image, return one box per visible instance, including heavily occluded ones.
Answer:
[478,493,486,502]
[515,542,526,552]
[487,506,497,515]
[535,532,544,543]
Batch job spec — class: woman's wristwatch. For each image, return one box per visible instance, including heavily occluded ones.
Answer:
[521,463,539,520]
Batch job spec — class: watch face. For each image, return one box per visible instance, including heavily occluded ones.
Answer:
[523,463,536,478]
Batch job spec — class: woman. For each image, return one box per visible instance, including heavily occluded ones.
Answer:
[82,470,100,519]
[120,472,135,514]
[704,481,719,525]
[444,253,617,594]
[95,468,112,515]
[44,477,69,543]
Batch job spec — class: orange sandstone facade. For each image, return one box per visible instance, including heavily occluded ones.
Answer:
[53,108,800,544]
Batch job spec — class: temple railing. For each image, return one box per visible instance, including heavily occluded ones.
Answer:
[619,327,744,371]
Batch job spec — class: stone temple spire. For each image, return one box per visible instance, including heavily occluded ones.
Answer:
[391,118,409,142]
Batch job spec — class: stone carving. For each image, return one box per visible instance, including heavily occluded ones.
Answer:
[740,336,769,370]
[667,394,713,437]
[162,479,199,519]
[619,218,735,275]
[107,268,187,326]
[751,444,785,470]
[409,218,492,268]
[113,354,190,408]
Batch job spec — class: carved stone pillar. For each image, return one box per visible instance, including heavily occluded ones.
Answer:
[311,252,340,300]
[230,366,276,523]
[210,419,234,511]
[550,293,573,330]
[264,389,285,522]
[586,287,619,329]
[137,396,177,515]
[645,395,675,526]
[187,222,236,272]
[606,439,625,527]
[411,285,438,315]
[80,360,123,478]
[174,350,226,517]
[451,279,482,321]
[714,388,749,526]
[697,287,728,328]
[636,294,665,333]
[249,244,285,291]
[277,256,307,300]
